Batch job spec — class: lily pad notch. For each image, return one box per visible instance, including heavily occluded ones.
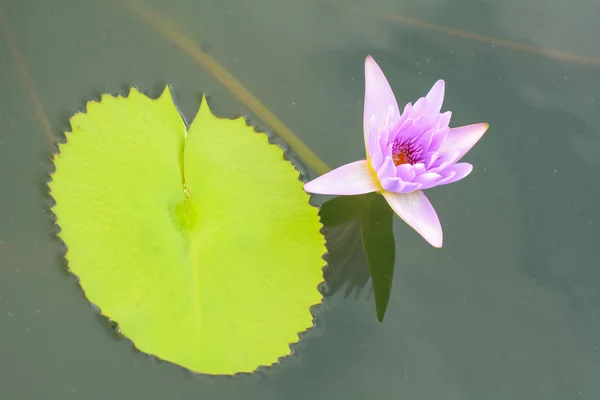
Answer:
[48,86,327,375]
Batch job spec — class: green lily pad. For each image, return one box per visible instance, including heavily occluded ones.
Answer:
[49,87,326,375]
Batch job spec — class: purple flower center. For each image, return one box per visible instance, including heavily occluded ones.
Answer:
[391,136,423,166]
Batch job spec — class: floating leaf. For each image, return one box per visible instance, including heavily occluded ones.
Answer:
[49,87,326,375]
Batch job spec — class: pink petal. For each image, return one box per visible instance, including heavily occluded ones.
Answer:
[363,56,400,148]
[440,163,473,185]
[412,97,427,114]
[440,123,489,161]
[303,160,380,195]
[438,111,452,129]
[367,115,383,169]
[425,80,445,114]
[382,190,443,247]
[435,163,473,186]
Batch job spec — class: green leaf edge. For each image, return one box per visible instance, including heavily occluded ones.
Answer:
[46,85,329,375]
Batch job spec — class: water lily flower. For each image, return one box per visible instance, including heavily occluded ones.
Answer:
[304,56,488,248]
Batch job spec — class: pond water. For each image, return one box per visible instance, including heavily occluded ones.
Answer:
[1,0,599,398]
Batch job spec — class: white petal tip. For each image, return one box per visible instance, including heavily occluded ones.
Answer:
[382,190,443,248]
[303,181,328,195]
[429,235,443,248]
[303,160,379,196]
[418,224,443,248]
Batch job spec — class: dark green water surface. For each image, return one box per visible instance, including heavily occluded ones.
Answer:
[1,0,599,398]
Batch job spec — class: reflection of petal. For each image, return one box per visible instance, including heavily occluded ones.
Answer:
[440,123,489,161]
[360,193,396,321]
[320,192,397,320]
[364,56,400,148]
[303,160,379,195]
[322,219,371,299]
[382,190,443,247]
